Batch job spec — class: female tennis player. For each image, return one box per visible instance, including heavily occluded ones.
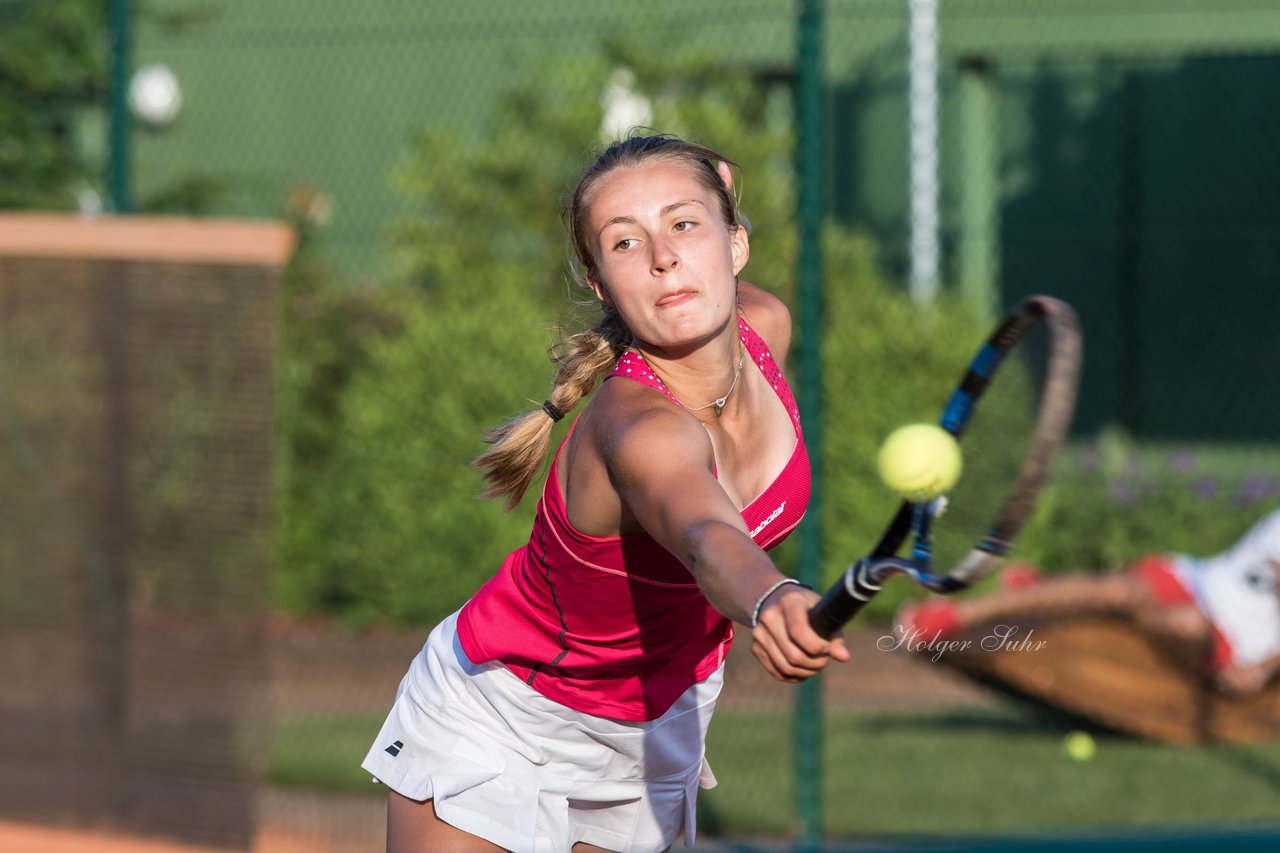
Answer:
[361,132,849,852]
[900,506,1280,697]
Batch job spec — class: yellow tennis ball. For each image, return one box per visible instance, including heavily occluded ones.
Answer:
[877,424,962,502]
[1064,730,1097,762]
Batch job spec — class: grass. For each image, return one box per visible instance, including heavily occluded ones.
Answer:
[703,706,1280,839]
[267,703,1280,841]
[268,713,387,794]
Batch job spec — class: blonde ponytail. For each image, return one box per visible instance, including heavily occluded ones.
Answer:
[473,311,630,509]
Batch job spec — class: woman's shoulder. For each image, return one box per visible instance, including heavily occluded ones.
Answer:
[737,281,793,364]
[576,377,715,484]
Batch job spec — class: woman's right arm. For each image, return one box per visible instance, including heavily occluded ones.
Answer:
[594,386,848,681]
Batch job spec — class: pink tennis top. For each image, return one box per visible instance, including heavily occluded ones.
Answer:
[456,316,810,721]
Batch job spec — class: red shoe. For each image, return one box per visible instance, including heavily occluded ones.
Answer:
[1001,562,1042,590]
[896,599,962,640]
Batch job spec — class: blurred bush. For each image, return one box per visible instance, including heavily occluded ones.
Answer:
[1017,435,1280,575]
[0,1,105,209]
[274,35,1048,628]
[276,37,800,627]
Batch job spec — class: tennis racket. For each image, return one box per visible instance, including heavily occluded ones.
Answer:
[809,295,1082,638]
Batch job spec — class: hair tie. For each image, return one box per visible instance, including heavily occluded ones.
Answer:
[542,400,565,423]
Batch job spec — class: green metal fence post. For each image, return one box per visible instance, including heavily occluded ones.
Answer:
[794,0,825,849]
[101,0,135,824]
[107,0,133,213]
[956,57,999,321]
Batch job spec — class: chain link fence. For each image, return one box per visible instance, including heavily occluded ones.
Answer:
[3,0,1280,850]
[0,216,289,848]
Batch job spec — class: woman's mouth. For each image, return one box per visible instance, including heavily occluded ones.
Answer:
[656,289,696,308]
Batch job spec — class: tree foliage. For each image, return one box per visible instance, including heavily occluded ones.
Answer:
[0,0,106,209]
[277,36,994,626]
[278,39,792,625]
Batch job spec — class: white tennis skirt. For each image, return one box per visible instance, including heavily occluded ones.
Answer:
[361,610,723,853]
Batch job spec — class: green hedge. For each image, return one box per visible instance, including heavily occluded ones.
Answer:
[276,40,803,628]
[276,234,1005,628]
[274,37,1279,628]
[1017,436,1279,575]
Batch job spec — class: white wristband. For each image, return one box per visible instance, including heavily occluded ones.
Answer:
[750,578,811,628]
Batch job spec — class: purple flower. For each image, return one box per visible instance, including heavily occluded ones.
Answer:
[1109,478,1140,507]
[1169,450,1197,475]
[1238,475,1269,501]
[1193,477,1219,501]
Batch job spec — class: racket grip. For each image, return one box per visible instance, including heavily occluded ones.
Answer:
[808,560,882,639]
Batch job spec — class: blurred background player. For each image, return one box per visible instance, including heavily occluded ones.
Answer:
[900,507,1280,697]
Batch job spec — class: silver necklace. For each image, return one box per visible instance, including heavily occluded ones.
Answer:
[651,345,747,416]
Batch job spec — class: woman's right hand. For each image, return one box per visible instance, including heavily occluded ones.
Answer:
[750,584,850,683]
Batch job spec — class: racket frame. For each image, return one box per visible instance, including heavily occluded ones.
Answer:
[809,295,1082,638]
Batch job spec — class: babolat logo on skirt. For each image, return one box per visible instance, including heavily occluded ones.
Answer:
[385,740,404,757]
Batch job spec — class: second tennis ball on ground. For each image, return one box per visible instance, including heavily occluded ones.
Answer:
[1064,730,1097,762]
[877,423,963,502]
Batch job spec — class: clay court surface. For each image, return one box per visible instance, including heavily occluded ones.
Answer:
[0,821,322,853]
[0,621,993,852]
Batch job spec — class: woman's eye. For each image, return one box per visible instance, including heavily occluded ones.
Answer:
[674,220,696,232]
[614,238,637,251]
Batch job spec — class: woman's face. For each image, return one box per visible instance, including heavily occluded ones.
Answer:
[586,160,749,353]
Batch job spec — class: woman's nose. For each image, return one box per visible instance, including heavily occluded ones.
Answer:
[651,238,679,273]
